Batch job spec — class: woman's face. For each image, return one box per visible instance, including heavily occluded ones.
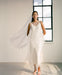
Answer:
[32,12,38,20]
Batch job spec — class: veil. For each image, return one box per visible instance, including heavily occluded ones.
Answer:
[8,14,45,65]
[9,15,32,49]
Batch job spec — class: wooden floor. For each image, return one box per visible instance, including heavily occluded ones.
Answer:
[0,62,62,75]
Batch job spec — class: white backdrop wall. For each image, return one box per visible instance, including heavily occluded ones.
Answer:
[0,0,62,62]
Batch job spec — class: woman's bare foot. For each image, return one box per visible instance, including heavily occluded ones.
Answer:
[33,71,36,75]
[34,69,37,72]
[38,66,41,75]
[34,64,37,72]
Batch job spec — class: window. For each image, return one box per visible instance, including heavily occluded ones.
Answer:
[33,0,53,42]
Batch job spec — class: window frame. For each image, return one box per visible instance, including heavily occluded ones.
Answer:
[33,0,53,42]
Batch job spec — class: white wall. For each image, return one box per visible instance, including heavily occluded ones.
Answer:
[43,0,62,62]
[0,0,62,62]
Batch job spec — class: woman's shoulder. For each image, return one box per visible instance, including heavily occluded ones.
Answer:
[28,22,32,26]
[30,22,33,24]
[39,21,43,24]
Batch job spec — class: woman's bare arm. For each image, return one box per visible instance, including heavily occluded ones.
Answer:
[27,23,31,36]
[40,21,46,35]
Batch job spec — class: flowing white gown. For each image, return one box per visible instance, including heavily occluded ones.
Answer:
[27,21,44,67]
[9,15,45,67]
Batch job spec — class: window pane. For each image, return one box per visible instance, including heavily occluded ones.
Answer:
[34,0,42,5]
[43,18,51,28]
[44,29,52,40]
[34,7,42,17]
[38,18,42,21]
[33,0,53,42]
[43,0,51,5]
[43,7,51,17]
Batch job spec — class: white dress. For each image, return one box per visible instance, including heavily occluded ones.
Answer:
[27,21,44,67]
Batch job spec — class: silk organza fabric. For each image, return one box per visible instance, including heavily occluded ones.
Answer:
[9,15,33,65]
[9,15,32,49]
[9,15,45,66]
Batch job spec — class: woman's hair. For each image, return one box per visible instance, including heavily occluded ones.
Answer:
[31,11,39,22]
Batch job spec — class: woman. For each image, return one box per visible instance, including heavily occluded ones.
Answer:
[27,11,46,75]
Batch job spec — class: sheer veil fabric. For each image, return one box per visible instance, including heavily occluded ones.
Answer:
[9,15,45,66]
[9,15,33,65]
[9,15,32,49]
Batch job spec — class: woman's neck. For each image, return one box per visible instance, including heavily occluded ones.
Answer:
[33,20,39,23]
